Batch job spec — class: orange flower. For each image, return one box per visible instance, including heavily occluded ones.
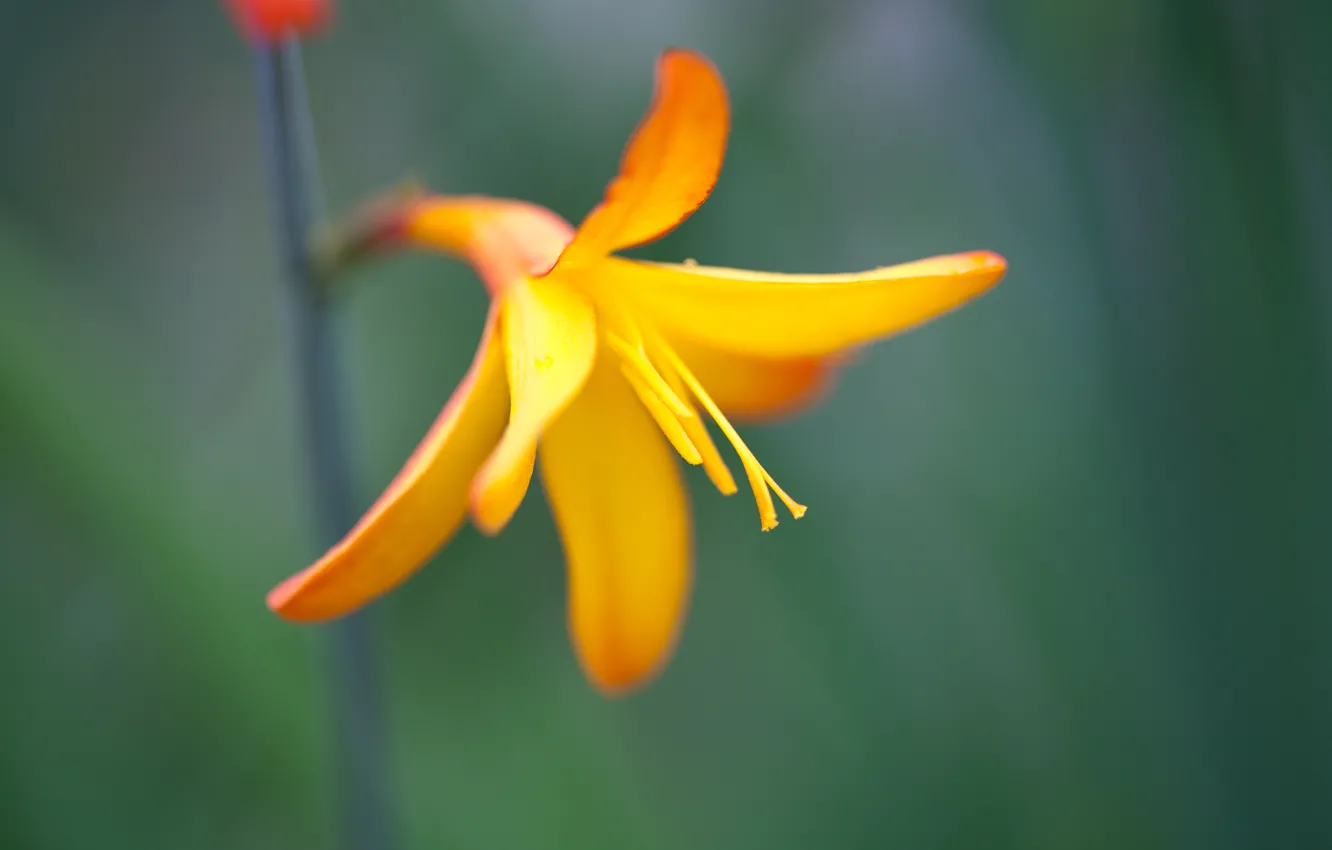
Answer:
[269,50,1006,694]
[226,0,329,41]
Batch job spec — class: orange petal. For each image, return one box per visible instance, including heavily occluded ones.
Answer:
[405,196,574,295]
[540,355,692,695]
[556,49,729,266]
[597,251,1007,358]
[668,333,838,422]
[268,307,509,621]
[470,276,598,534]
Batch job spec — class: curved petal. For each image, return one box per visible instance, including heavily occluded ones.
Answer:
[405,196,574,295]
[470,276,598,534]
[268,308,509,621]
[599,251,1007,358]
[557,49,729,267]
[668,333,839,422]
[540,356,692,695]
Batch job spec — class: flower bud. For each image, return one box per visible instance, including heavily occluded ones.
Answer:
[226,0,330,42]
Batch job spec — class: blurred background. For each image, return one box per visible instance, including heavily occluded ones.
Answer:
[2,0,1330,848]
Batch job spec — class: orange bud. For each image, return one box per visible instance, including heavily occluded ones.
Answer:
[226,0,330,42]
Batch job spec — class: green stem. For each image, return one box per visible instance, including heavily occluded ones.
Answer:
[253,39,395,850]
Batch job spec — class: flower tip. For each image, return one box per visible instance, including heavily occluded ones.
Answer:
[579,647,674,698]
[468,503,510,537]
[266,572,365,623]
[265,574,316,621]
[944,250,1008,300]
[226,0,331,43]
[468,472,528,537]
[266,583,296,613]
[962,251,1008,289]
[658,46,719,73]
[588,674,646,699]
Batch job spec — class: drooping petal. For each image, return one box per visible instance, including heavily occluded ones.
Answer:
[405,196,574,295]
[668,333,839,422]
[556,49,729,266]
[268,308,509,621]
[470,276,598,534]
[540,356,692,695]
[597,251,1007,358]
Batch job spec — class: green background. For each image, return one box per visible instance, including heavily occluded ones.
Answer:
[2,1,1330,848]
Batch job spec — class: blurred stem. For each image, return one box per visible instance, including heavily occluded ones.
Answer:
[253,40,395,850]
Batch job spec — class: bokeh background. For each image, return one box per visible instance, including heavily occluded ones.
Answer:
[3,0,1330,848]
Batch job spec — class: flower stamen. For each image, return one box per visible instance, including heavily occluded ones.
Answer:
[660,364,740,496]
[620,365,703,465]
[652,332,806,530]
[606,333,694,419]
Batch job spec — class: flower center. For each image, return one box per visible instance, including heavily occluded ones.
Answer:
[602,302,806,530]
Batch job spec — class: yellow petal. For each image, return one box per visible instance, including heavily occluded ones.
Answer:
[405,196,574,295]
[598,251,1007,358]
[668,333,839,422]
[268,307,509,621]
[557,49,729,266]
[540,356,692,695]
[470,276,597,534]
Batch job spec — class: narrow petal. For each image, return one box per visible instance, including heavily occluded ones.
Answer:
[405,196,574,295]
[470,277,597,534]
[268,308,509,621]
[668,333,839,422]
[557,49,729,266]
[598,251,1007,358]
[540,357,692,695]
